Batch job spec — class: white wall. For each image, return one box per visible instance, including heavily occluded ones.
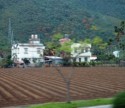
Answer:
[71,43,92,62]
[11,44,45,63]
[11,35,45,64]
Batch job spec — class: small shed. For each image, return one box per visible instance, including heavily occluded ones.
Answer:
[44,56,63,66]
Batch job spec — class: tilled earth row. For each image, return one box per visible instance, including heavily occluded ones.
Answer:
[0,67,125,107]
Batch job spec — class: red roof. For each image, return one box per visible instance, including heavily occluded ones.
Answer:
[59,38,71,44]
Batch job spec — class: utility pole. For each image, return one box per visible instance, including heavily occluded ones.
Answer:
[8,18,13,45]
[11,30,14,45]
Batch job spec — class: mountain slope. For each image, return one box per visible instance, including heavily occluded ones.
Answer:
[0,0,123,48]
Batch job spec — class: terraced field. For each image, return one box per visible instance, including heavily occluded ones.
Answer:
[0,67,125,107]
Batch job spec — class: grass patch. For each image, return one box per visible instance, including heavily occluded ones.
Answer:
[29,98,113,108]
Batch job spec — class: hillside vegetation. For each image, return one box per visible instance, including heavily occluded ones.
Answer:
[0,0,124,51]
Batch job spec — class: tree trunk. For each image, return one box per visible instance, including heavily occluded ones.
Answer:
[66,81,71,103]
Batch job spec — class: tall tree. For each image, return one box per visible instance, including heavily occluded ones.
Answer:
[45,33,63,55]
[114,21,125,59]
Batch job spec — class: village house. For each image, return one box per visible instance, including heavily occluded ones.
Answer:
[71,43,96,62]
[11,34,45,65]
[59,36,97,62]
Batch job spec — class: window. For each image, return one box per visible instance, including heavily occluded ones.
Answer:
[84,57,88,62]
[79,58,81,62]
[85,48,88,52]
[73,58,76,62]
[24,48,28,54]
[37,48,41,54]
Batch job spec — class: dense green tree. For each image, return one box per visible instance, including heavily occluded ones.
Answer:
[113,21,125,60]
[45,33,63,55]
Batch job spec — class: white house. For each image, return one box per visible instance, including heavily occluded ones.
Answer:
[71,43,94,62]
[113,50,120,58]
[11,34,45,64]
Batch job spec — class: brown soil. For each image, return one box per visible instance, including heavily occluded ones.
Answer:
[0,67,125,107]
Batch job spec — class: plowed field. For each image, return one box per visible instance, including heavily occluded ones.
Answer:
[0,67,125,107]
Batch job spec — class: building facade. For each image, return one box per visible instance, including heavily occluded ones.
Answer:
[71,43,92,62]
[11,34,45,64]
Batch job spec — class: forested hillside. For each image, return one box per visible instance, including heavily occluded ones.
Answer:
[0,0,124,51]
[79,0,125,19]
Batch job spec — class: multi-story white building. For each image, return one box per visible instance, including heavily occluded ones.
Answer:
[71,43,94,62]
[11,34,45,64]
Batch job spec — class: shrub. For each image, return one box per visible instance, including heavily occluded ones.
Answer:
[0,55,13,68]
[72,62,91,67]
[63,60,71,66]
[113,91,125,108]
[81,62,86,67]
[90,61,96,66]
[78,62,82,67]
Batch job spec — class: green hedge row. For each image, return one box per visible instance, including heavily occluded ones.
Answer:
[70,61,102,67]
